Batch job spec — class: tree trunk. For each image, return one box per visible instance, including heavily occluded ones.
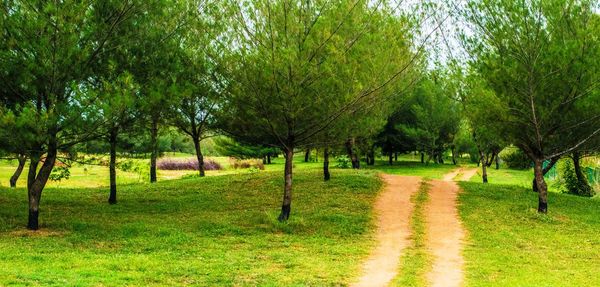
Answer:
[532,157,559,192]
[533,158,548,213]
[394,152,398,162]
[451,147,457,165]
[193,137,205,177]
[267,154,272,164]
[10,155,26,188]
[278,148,294,221]
[495,154,500,169]
[27,139,57,230]
[572,152,590,190]
[420,152,424,163]
[150,118,158,183]
[108,128,118,204]
[323,147,330,181]
[368,147,375,165]
[345,138,359,169]
[480,151,488,183]
[304,148,310,162]
[388,151,393,165]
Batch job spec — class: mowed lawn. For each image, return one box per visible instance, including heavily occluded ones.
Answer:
[0,168,381,286]
[459,182,600,286]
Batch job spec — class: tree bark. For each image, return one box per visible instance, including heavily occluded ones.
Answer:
[304,148,310,162]
[533,158,548,213]
[10,155,26,188]
[480,151,488,183]
[451,147,457,165]
[345,138,359,169]
[572,152,590,190]
[323,147,330,181]
[278,148,294,221]
[388,151,393,165]
[420,152,424,163]
[150,117,158,183]
[267,154,272,164]
[495,154,500,169]
[532,157,559,192]
[27,138,57,230]
[108,128,118,204]
[193,137,205,177]
[368,147,375,165]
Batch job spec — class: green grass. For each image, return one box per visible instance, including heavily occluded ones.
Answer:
[458,182,600,286]
[366,160,461,179]
[0,168,381,286]
[392,180,432,286]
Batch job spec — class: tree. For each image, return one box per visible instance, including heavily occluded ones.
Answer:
[0,0,145,230]
[463,0,600,212]
[399,76,460,164]
[458,72,508,183]
[169,3,225,177]
[219,0,420,221]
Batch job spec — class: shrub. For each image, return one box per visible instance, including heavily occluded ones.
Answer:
[336,155,351,169]
[157,158,222,171]
[502,149,531,169]
[562,161,595,197]
[229,158,265,170]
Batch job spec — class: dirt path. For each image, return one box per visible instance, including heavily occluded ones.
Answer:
[351,175,421,287]
[424,171,466,287]
[458,168,478,181]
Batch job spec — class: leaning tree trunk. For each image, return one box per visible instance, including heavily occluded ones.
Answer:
[345,138,360,169]
[278,148,294,221]
[572,152,591,191]
[193,137,205,177]
[532,157,559,192]
[533,158,548,213]
[27,138,58,230]
[480,151,488,183]
[323,147,330,181]
[108,128,118,204]
[149,118,158,183]
[10,155,26,188]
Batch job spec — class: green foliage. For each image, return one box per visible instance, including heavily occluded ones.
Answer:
[48,166,71,182]
[562,161,595,197]
[336,155,352,169]
[502,149,531,170]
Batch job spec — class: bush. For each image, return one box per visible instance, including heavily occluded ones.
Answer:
[336,155,351,169]
[502,149,531,169]
[229,158,265,170]
[157,158,222,171]
[562,161,595,197]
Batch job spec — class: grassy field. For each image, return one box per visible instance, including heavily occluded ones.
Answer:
[0,166,381,286]
[2,152,599,286]
[459,182,600,286]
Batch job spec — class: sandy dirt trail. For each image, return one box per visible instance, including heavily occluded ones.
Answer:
[351,175,421,287]
[424,170,466,287]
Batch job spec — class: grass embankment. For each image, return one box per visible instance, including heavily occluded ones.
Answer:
[459,182,600,286]
[391,180,432,286]
[0,168,381,286]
